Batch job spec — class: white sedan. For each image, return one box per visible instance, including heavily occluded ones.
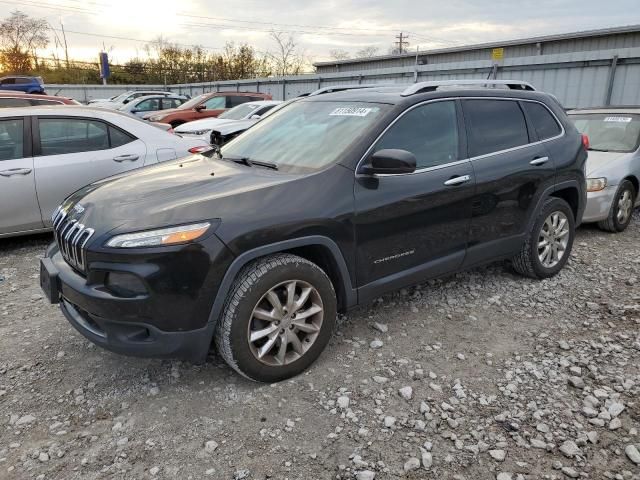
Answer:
[0,106,209,238]
[175,100,281,142]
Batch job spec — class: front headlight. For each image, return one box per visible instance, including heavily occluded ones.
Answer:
[586,177,607,192]
[106,222,211,248]
[182,129,212,136]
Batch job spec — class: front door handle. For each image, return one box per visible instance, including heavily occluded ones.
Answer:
[0,168,32,177]
[113,154,139,162]
[444,174,471,186]
[530,156,550,166]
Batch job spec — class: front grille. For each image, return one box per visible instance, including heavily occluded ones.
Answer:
[52,206,95,273]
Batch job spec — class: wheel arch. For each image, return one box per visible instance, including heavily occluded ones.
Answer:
[622,175,639,196]
[206,236,357,332]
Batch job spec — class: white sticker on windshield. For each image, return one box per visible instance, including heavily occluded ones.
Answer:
[604,116,632,123]
[330,107,373,117]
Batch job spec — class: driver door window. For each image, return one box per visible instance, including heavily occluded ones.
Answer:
[372,100,459,169]
[135,98,160,112]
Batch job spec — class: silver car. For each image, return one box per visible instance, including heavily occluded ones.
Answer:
[569,108,640,232]
[0,106,208,238]
[118,95,187,117]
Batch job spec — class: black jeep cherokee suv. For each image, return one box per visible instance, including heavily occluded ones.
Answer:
[40,80,587,382]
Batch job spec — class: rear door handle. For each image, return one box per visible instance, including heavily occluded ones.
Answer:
[530,156,550,166]
[0,168,32,177]
[444,174,471,186]
[113,154,139,162]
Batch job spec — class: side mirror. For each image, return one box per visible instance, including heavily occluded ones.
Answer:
[123,99,130,104]
[195,105,206,111]
[360,149,417,175]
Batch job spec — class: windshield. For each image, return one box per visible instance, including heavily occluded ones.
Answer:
[218,103,260,120]
[110,92,131,103]
[178,94,209,110]
[220,101,390,173]
[571,113,640,153]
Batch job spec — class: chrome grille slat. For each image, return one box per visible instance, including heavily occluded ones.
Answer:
[52,206,94,274]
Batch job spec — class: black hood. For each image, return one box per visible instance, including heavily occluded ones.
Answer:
[64,155,295,238]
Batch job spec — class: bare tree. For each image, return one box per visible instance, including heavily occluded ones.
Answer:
[0,11,49,73]
[356,46,380,58]
[268,31,306,77]
[329,49,350,61]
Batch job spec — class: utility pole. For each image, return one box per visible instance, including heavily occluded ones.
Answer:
[60,20,70,69]
[395,32,409,55]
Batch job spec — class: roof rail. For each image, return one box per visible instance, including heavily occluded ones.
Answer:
[308,84,391,96]
[401,79,536,96]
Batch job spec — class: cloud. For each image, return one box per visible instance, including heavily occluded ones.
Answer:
[5,0,640,63]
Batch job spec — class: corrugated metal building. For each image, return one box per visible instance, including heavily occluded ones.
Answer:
[315,25,640,72]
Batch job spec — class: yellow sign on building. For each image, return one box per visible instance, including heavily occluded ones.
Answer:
[491,48,505,60]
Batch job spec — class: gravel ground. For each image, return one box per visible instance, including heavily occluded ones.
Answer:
[1,213,639,480]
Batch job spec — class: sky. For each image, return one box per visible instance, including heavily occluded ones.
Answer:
[2,0,640,65]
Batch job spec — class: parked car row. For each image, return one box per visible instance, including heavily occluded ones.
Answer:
[34,79,638,384]
[0,79,637,382]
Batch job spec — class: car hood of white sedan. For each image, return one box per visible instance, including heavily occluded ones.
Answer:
[175,117,238,133]
[586,150,628,176]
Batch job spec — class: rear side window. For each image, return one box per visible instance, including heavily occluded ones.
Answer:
[0,98,31,107]
[163,98,183,109]
[1,78,16,85]
[109,126,135,148]
[373,100,459,169]
[39,118,110,155]
[522,102,562,140]
[0,118,24,160]
[226,96,252,108]
[463,100,529,157]
[30,99,63,106]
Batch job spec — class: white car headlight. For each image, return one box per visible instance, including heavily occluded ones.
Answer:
[586,178,607,192]
[181,129,212,136]
[106,222,211,248]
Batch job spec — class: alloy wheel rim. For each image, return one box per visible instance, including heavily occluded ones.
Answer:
[538,211,570,268]
[616,190,633,224]
[247,280,324,366]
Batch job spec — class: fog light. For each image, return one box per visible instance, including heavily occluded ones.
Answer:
[105,272,147,298]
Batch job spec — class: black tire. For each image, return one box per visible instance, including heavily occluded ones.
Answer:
[512,197,575,279]
[597,180,636,233]
[215,254,337,382]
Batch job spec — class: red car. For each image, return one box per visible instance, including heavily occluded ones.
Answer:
[0,91,79,107]
[142,91,271,127]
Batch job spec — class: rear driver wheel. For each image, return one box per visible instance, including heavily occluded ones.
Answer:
[215,254,337,382]
[512,197,575,279]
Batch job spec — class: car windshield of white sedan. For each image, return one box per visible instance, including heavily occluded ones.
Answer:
[571,113,640,153]
[220,101,389,173]
[218,103,259,120]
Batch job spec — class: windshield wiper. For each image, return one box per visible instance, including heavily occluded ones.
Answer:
[221,154,278,170]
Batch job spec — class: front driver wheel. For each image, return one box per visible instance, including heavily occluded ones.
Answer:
[512,197,575,279]
[598,180,636,233]
[215,254,337,382]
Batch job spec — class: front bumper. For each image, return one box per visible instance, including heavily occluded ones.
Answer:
[40,236,233,362]
[582,185,617,223]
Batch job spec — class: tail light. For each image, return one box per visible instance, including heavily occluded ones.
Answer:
[188,146,213,154]
[581,134,590,150]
